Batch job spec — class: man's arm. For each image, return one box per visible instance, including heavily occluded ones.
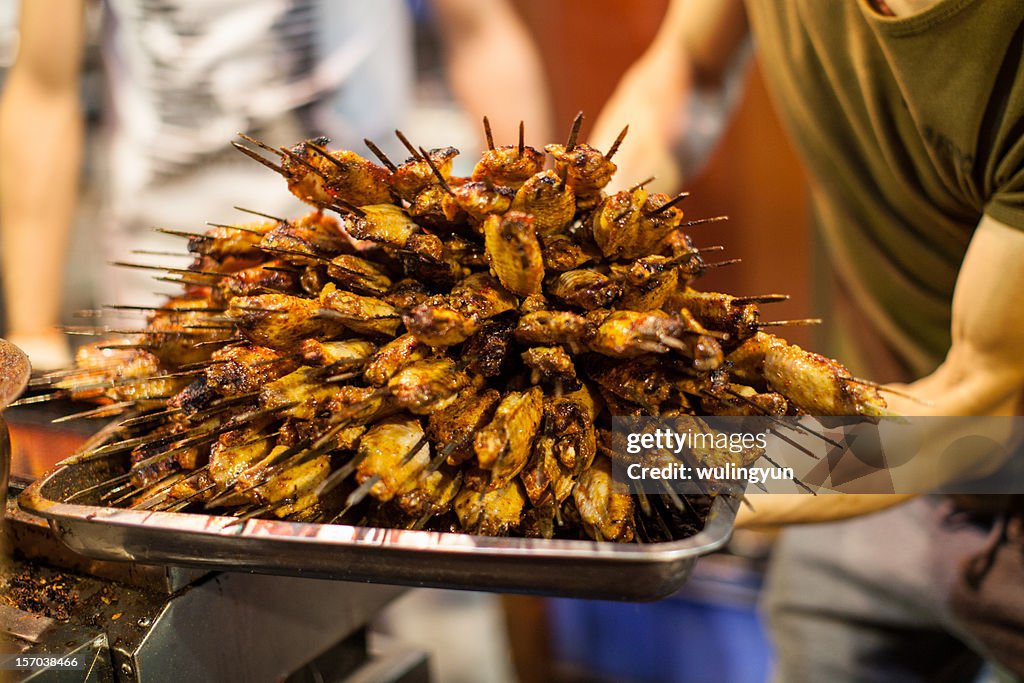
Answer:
[0,0,86,370]
[590,0,748,193]
[433,0,553,148]
[738,215,1024,528]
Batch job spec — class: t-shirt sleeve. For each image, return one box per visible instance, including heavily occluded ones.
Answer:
[983,88,1024,230]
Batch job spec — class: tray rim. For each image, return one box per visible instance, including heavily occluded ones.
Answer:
[18,455,742,565]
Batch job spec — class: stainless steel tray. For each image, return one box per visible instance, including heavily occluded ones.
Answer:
[18,450,741,601]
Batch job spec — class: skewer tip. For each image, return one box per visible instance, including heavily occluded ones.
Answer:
[606,124,629,161]
[628,176,656,193]
[757,318,823,327]
[395,130,422,160]
[683,215,729,228]
[231,141,285,175]
[233,206,287,223]
[645,191,690,216]
[363,138,399,172]
[566,111,584,152]
[482,116,495,151]
[418,146,454,195]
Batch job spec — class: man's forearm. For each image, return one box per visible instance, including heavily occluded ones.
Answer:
[738,218,1024,527]
[736,494,915,528]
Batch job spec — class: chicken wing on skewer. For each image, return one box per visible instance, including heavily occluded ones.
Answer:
[403,295,478,347]
[260,366,340,420]
[514,310,597,349]
[667,288,763,340]
[616,255,682,312]
[454,476,528,536]
[354,417,431,502]
[461,318,517,378]
[142,297,234,367]
[587,310,682,358]
[590,187,686,260]
[426,388,501,465]
[443,181,515,224]
[298,339,377,368]
[206,344,299,396]
[548,269,622,311]
[545,386,599,473]
[483,211,545,296]
[318,283,402,336]
[589,185,647,260]
[253,453,332,518]
[259,211,352,261]
[55,345,186,404]
[521,436,567,509]
[338,204,422,250]
[391,147,460,202]
[363,333,431,386]
[521,384,599,512]
[725,331,787,388]
[187,220,276,261]
[587,356,675,415]
[544,143,616,209]
[587,309,724,370]
[395,466,463,520]
[540,234,596,272]
[403,273,517,346]
[279,138,393,207]
[573,456,634,542]
[764,341,888,416]
[472,143,545,190]
[324,254,393,295]
[381,278,430,310]
[208,424,275,496]
[474,385,545,488]
[511,170,576,237]
[699,384,790,417]
[216,261,303,301]
[226,293,345,349]
[387,357,468,415]
[521,346,577,387]
[408,184,456,228]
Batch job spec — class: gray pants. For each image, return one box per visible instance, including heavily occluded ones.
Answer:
[763,497,1017,683]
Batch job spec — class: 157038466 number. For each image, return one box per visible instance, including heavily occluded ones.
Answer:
[0,655,85,670]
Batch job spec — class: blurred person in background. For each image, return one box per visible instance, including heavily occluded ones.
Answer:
[594,0,1024,681]
[0,0,551,371]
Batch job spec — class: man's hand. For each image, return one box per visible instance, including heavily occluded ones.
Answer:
[590,43,693,194]
[592,0,748,193]
[736,494,916,529]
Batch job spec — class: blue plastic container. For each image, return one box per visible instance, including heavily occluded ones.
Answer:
[546,557,773,683]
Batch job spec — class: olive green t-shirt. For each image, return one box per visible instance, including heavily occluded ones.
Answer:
[745,0,1024,378]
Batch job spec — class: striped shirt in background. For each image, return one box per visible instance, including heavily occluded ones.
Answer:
[101,0,413,199]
